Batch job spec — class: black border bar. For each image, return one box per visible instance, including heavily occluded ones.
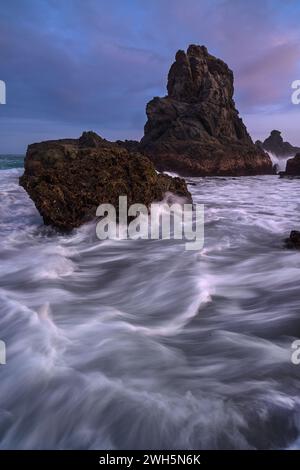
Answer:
[0,450,299,467]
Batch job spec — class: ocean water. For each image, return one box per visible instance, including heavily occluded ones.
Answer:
[0,155,24,170]
[0,156,300,449]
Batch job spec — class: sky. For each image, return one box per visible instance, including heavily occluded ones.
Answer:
[0,0,300,153]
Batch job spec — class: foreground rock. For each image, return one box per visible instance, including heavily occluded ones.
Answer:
[20,132,191,231]
[285,231,300,250]
[259,130,300,158]
[140,45,272,176]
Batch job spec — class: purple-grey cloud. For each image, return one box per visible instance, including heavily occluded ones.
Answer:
[0,0,299,153]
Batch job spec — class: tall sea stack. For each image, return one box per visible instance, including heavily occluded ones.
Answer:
[140,45,272,176]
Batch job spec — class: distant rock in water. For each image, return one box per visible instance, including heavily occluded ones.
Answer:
[140,45,272,176]
[285,230,300,250]
[20,131,191,231]
[280,153,300,178]
[261,130,300,158]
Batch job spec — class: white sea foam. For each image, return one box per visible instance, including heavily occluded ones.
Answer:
[267,151,292,172]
